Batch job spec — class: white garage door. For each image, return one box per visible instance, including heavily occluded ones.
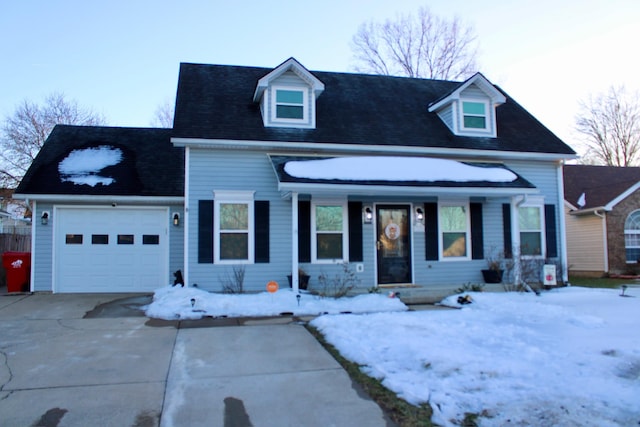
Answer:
[55,207,169,293]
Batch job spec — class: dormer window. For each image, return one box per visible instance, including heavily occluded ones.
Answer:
[461,100,489,130]
[253,58,325,130]
[428,72,505,138]
[274,88,305,120]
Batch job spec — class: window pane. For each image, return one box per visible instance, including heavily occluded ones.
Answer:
[625,233,640,246]
[220,203,248,230]
[143,235,160,245]
[519,207,541,230]
[441,206,466,232]
[625,211,640,230]
[463,102,485,115]
[65,234,83,244]
[317,233,343,259]
[520,232,542,255]
[276,90,303,104]
[626,248,640,263]
[91,234,108,244]
[276,105,303,119]
[463,116,486,129]
[117,234,134,245]
[443,232,466,257]
[220,233,248,260]
[316,206,343,231]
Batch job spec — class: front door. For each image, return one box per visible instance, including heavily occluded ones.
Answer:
[376,205,412,284]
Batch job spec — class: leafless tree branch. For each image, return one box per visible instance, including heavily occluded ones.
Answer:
[575,86,640,166]
[350,6,479,80]
[0,92,106,188]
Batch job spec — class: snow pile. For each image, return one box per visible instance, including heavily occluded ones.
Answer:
[284,156,517,182]
[312,287,640,427]
[144,286,408,320]
[58,145,123,186]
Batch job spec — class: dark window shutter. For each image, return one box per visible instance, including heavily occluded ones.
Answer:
[424,202,439,261]
[470,203,484,260]
[254,201,270,263]
[198,200,214,263]
[502,204,512,259]
[298,200,311,262]
[348,202,363,262]
[545,204,558,258]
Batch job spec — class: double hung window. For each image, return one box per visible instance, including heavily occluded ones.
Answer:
[461,101,488,130]
[214,191,254,263]
[518,206,543,256]
[312,201,348,262]
[440,203,470,259]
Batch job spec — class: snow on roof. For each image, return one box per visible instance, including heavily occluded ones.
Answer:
[283,156,517,183]
[58,145,123,187]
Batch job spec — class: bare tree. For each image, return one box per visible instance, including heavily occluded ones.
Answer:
[0,93,106,188]
[575,86,640,166]
[351,6,479,80]
[150,98,175,128]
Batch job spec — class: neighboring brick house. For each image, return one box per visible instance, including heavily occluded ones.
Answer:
[564,164,640,276]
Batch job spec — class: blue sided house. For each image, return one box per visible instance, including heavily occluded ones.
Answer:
[15,58,576,294]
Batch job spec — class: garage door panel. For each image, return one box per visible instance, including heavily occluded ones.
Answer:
[56,208,169,293]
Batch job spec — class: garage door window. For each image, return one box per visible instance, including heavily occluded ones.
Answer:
[117,234,134,245]
[66,234,83,244]
[91,234,109,244]
[143,234,160,245]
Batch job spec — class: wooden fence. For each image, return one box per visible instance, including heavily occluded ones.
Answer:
[0,233,31,288]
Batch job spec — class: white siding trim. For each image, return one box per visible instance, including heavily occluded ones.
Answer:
[171,137,577,161]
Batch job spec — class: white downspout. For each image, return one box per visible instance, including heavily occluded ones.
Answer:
[556,162,570,283]
[594,210,609,273]
[291,192,299,293]
[29,199,36,292]
[183,147,190,287]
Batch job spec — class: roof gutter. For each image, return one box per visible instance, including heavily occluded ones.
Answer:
[171,137,577,162]
[12,194,184,205]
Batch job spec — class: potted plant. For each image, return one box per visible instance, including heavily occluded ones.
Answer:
[287,268,310,290]
[481,250,504,283]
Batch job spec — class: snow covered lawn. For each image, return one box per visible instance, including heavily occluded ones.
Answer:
[145,286,639,426]
[312,287,640,427]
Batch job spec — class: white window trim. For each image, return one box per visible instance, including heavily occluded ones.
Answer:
[438,200,471,261]
[270,85,309,125]
[459,99,491,133]
[213,190,255,264]
[311,198,349,263]
[515,196,546,259]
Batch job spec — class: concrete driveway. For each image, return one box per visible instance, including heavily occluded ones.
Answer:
[0,292,394,427]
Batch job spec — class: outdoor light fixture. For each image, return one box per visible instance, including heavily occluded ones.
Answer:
[415,207,424,223]
[41,211,49,225]
[363,206,373,224]
[173,213,180,226]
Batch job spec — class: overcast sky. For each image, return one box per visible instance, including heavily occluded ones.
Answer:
[1,0,639,155]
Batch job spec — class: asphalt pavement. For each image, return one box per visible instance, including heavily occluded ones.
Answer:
[0,291,394,427]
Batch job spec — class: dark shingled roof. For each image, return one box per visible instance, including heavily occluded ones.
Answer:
[16,125,184,197]
[563,164,640,210]
[173,62,576,155]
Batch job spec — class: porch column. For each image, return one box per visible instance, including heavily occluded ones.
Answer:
[291,192,299,293]
[510,197,522,285]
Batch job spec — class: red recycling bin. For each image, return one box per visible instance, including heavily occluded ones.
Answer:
[2,252,31,293]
